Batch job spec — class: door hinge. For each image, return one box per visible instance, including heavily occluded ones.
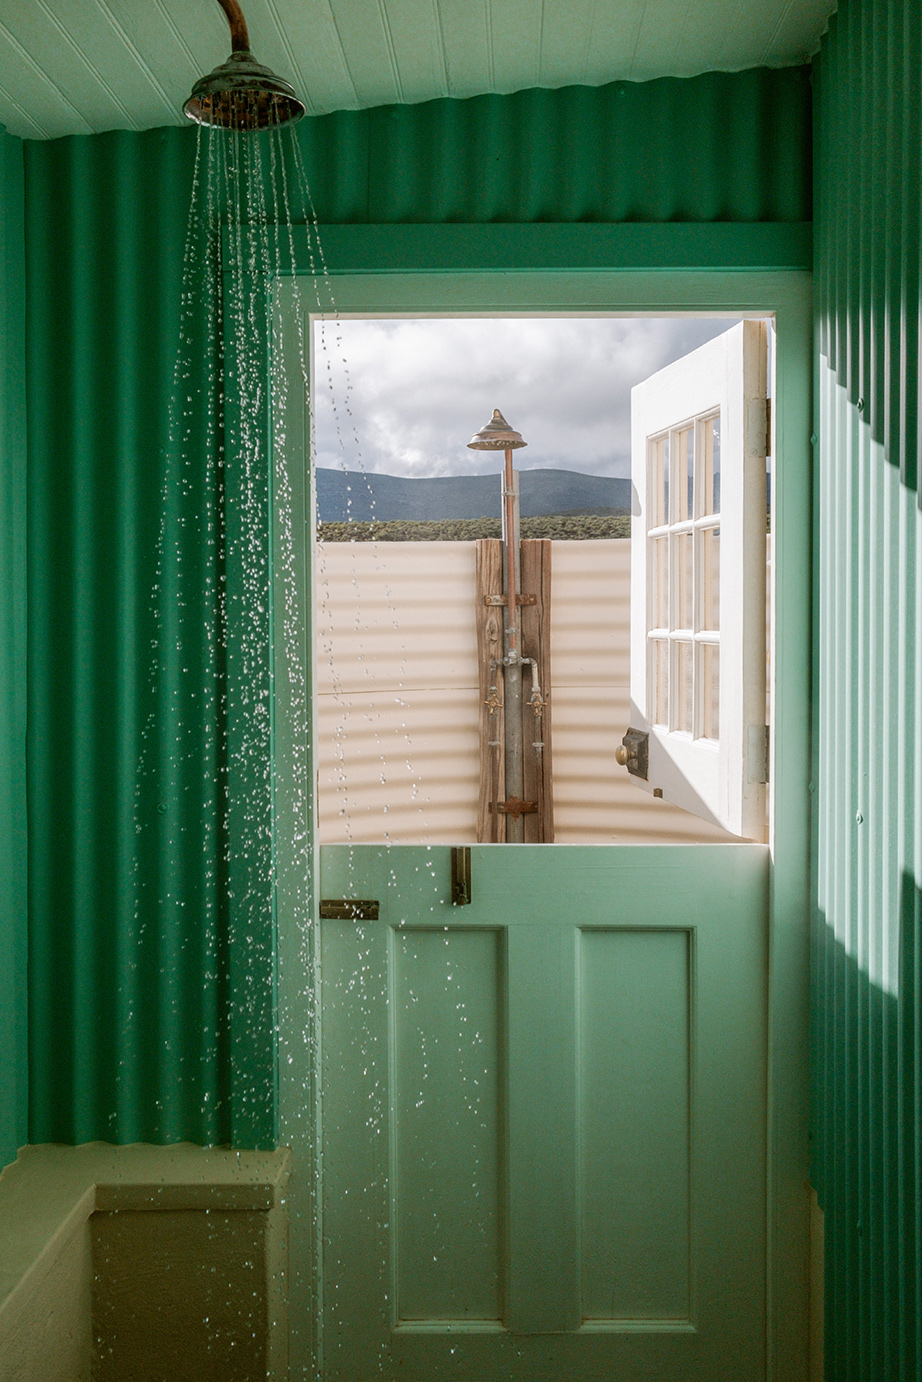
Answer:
[765,397,772,457]
[747,398,770,458]
[451,846,472,906]
[748,725,770,784]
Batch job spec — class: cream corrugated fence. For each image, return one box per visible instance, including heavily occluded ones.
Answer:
[314,538,733,844]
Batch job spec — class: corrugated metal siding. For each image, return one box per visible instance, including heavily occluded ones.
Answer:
[315,539,734,845]
[0,131,28,1171]
[315,540,481,843]
[813,0,922,1376]
[23,127,247,1147]
[549,541,734,843]
[300,70,812,226]
[19,71,811,1149]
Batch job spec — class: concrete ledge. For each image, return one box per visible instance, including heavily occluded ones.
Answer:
[0,1143,291,1382]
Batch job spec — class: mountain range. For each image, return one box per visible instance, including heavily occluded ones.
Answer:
[315,467,632,524]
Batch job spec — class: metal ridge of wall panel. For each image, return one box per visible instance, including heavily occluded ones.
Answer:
[813,0,922,1377]
[815,1,920,499]
[26,67,814,230]
[325,68,813,226]
[23,127,246,1148]
[0,130,28,1172]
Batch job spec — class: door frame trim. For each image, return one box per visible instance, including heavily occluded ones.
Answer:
[273,263,813,1381]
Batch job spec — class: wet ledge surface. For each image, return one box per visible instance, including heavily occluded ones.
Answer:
[0,1143,290,1382]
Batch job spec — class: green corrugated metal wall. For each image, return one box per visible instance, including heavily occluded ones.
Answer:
[17,68,811,1153]
[22,127,251,1148]
[813,0,922,1376]
[0,131,28,1172]
[295,68,811,225]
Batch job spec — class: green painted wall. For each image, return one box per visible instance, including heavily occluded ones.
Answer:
[19,69,811,1150]
[0,129,28,1172]
[813,0,922,1375]
[22,127,245,1147]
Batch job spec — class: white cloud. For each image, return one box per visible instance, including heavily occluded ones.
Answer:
[312,315,741,479]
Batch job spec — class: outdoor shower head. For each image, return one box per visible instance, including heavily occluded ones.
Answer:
[183,0,305,130]
[467,409,528,451]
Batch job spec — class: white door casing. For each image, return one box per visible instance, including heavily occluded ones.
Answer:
[272,268,813,1382]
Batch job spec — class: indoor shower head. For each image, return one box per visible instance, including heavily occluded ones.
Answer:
[183,0,305,130]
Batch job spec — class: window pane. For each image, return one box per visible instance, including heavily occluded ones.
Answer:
[650,435,669,526]
[700,526,720,632]
[674,641,693,733]
[661,433,671,524]
[674,532,693,631]
[703,414,721,515]
[700,643,719,740]
[652,639,668,726]
[651,537,668,628]
[675,426,694,521]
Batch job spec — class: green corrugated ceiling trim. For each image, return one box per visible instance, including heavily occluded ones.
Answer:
[294,67,811,225]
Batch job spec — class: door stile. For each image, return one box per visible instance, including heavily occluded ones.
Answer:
[505,921,580,1333]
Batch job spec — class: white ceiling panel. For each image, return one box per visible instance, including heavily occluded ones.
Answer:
[491,0,545,92]
[579,0,647,88]
[0,0,835,141]
[325,0,403,106]
[766,0,836,62]
[436,0,494,96]
[384,0,451,106]
[0,22,87,138]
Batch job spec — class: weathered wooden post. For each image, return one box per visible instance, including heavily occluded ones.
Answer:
[469,410,553,843]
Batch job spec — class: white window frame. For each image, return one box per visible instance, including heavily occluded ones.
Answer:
[629,319,770,840]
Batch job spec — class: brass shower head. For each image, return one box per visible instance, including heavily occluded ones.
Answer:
[183,0,305,130]
[467,409,528,451]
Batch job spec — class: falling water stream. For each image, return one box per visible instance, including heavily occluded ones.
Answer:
[130,111,749,1377]
[133,110,451,1379]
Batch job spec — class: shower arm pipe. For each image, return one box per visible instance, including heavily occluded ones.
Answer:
[215,0,251,52]
[521,657,541,703]
[534,740,546,843]
[501,444,526,841]
[520,657,546,843]
[503,447,519,658]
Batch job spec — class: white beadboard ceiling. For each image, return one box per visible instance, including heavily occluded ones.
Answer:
[0,0,835,141]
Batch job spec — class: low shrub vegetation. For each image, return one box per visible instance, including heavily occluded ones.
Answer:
[316,512,631,542]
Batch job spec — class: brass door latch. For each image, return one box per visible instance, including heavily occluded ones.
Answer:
[319,899,380,920]
[451,847,472,906]
[615,728,649,780]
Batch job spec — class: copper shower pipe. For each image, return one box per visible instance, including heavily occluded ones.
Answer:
[214,0,251,52]
[466,409,529,843]
[503,446,519,656]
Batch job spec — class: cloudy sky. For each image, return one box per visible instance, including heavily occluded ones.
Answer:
[312,315,741,480]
